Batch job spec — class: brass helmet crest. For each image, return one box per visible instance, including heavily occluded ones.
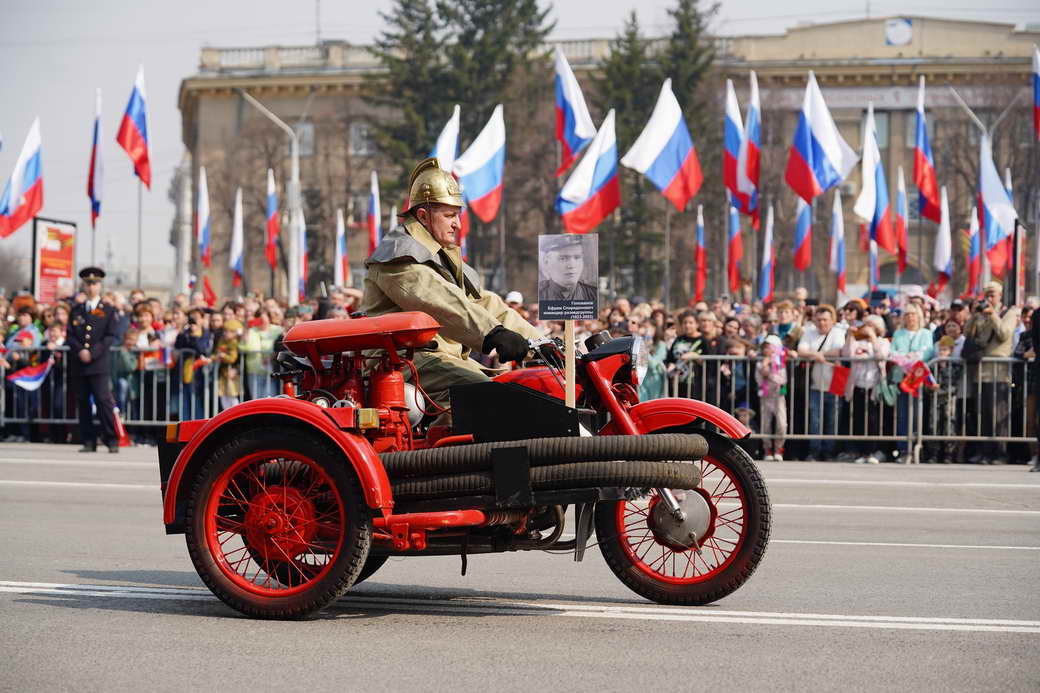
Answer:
[407,157,464,211]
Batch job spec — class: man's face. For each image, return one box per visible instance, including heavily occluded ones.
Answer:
[417,204,462,248]
[544,247,584,288]
[84,279,102,298]
[985,288,1002,308]
[814,310,834,333]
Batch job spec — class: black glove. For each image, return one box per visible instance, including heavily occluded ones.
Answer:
[482,326,530,362]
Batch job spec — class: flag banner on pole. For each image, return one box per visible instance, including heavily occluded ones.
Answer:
[7,358,53,392]
[431,105,460,172]
[197,166,211,267]
[913,76,941,224]
[554,46,596,176]
[556,109,619,234]
[0,118,43,238]
[793,197,812,271]
[723,80,744,208]
[737,71,761,230]
[454,104,505,223]
[728,201,743,294]
[620,79,703,212]
[964,204,981,297]
[202,275,217,307]
[1032,46,1039,142]
[895,166,909,274]
[265,168,279,270]
[854,104,896,255]
[758,204,775,303]
[367,170,381,255]
[694,205,706,302]
[785,71,858,203]
[335,208,349,288]
[829,190,846,294]
[927,186,952,298]
[87,89,103,229]
[115,65,151,189]
[978,134,1017,278]
[229,187,244,287]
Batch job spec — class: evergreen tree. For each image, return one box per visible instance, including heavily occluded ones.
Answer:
[364,0,452,201]
[592,12,662,299]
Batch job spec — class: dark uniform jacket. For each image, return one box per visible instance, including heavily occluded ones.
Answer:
[66,300,118,376]
[538,279,597,301]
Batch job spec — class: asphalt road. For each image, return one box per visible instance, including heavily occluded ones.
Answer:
[1,442,1038,692]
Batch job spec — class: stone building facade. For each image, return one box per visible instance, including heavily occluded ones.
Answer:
[176,16,1038,302]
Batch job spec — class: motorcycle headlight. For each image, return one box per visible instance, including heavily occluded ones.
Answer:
[630,337,648,387]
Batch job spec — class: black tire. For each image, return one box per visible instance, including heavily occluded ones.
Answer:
[354,554,390,585]
[184,427,372,619]
[595,429,770,606]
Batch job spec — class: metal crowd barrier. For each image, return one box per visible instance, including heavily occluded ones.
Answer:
[0,347,1035,461]
[663,353,1036,463]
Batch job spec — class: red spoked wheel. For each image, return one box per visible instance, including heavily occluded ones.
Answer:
[595,431,770,605]
[185,428,371,619]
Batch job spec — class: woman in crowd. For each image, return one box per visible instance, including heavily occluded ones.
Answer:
[242,308,283,399]
[889,304,933,459]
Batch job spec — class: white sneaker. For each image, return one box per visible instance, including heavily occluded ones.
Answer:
[872,450,887,463]
[854,456,867,464]
[774,453,783,462]
[866,456,880,464]
[764,454,775,462]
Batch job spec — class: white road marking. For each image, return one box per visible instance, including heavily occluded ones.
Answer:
[771,539,1040,551]
[766,478,1040,490]
[0,581,1037,633]
[0,458,155,468]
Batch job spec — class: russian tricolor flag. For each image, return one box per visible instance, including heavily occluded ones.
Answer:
[367,170,381,255]
[793,197,812,271]
[853,104,896,256]
[829,190,846,294]
[432,105,460,172]
[229,187,244,287]
[694,205,706,302]
[87,89,103,229]
[556,109,619,234]
[727,199,742,294]
[115,65,151,189]
[621,79,703,212]
[978,134,1017,278]
[912,77,941,224]
[0,118,43,239]
[758,204,775,303]
[453,104,505,223]
[965,204,981,297]
[927,186,953,298]
[723,80,744,208]
[785,72,857,204]
[895,166,909,274]
[335,208,350,288]
[554,46,596,176]
[196,166,211,267]
[1032,47,1039,142]
[7,358,53,392]
[737,71,761,230]
[265,169,279,270]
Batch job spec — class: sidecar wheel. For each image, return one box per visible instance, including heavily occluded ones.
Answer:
[184,427,372,619]
[594,431,770,606]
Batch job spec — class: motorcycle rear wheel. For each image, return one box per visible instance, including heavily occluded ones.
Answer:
[184,427,372,619]
[594,430,770,605]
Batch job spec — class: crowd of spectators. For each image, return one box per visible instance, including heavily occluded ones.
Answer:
[0,280,1036,468]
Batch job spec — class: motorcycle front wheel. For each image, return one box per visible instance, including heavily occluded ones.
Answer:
[594,430,770,605]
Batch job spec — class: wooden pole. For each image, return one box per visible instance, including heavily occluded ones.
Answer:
[565,320,576,408]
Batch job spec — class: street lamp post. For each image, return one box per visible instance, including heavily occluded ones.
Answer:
[236,89,301,306]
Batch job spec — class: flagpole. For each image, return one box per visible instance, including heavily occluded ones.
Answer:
[663,205,672,310]
[136,180,142,288]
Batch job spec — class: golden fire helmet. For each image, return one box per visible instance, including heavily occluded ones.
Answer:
[407,157,464,211]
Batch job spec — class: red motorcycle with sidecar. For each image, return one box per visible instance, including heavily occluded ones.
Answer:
[158,313,771,619]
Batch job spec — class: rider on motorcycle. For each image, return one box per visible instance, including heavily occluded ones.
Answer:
[360,157,542,422]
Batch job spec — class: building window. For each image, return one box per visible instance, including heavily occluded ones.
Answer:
[863,110,889,149]
[292,122,314,158]
[350,121,374,157]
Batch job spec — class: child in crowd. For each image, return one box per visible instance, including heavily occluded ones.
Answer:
[756,335,788,461]
[926,336,965,464]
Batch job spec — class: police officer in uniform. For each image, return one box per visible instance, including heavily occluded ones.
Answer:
[538,234,597,301]
[361,157,541,424]
[67,267,120,453]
